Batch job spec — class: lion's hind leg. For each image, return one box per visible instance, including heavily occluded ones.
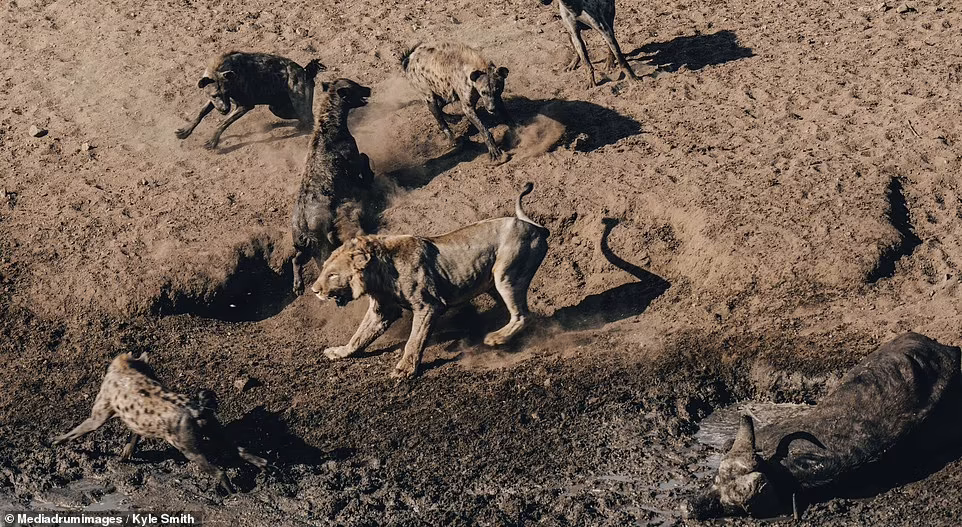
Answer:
[484,235,548,347]
[483,276,530,347]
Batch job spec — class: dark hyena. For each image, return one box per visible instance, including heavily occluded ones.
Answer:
[290,78,374,295]
[540,0,638,87]
[175,51,326,149]
[53,353,266,493]
[401,42,513,165]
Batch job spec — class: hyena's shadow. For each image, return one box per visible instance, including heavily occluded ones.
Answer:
[215,124,309,154]
[503,96,641,153]
[627,29,754,73]
[384,96,642,191]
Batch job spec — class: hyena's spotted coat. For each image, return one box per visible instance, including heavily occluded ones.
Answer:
[53,353,266,493]
[402,42,513,164]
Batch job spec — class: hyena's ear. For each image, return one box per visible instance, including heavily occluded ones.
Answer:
[198,77,215,89]
[321,81,330,92]
[469,70,485,82]
[496,66,509,78]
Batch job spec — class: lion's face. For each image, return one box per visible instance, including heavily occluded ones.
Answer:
[311,244,368,306]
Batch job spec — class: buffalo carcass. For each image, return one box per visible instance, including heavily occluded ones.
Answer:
[683,332,962,519]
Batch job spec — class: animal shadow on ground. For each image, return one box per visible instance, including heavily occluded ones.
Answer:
[629,30,754,73]
[223,406,336,468]
[152,252,295,323]
[385,96,641,189]
[214,121,309,154]
[418,217,670,368]
[552,218,670,331]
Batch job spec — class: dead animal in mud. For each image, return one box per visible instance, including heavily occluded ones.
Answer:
[539,0,638,87]
[175,51,326,150]
[312,182,549,378]
[683,332,962,520]
[291,78,374,295]
[53,352,267,493]
[401,41,514,165]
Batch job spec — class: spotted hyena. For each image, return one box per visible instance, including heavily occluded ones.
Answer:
[401,42,513,165]
[175,51,326,149]
[53,353,266,493]
[540,0,638,87]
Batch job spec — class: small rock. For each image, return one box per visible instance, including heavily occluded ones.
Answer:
[234,376,258,392]
[897,3,916,13]
[80,142,91,151]
[878,1,891,10]
[29,125,47,138]
[295,27,309,37]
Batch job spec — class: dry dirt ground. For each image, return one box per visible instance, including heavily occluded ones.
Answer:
[3,0,962,525]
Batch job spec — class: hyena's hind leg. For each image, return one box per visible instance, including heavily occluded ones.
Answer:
[53,392,114,445]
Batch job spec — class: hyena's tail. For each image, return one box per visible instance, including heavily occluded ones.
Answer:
[305,59,326,79]
[515,182,547,231]
[400,43,421,71]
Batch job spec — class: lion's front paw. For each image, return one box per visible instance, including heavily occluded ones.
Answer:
[323,346,353,361]
[483,332,509,347]
[391,357,418,379]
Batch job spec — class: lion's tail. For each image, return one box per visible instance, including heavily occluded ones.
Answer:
[515,182,546,231]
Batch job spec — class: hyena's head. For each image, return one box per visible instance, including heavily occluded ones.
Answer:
[311,237,375,306]
[470,66,509,114]
[197,70,235,114]
[322,78,371,111]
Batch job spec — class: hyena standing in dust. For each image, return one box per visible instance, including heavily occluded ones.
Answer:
[401,42,514,165]
[175,51,325,149]
[540,0,638,87]
[290,78,374,295]
[53,352,266,493]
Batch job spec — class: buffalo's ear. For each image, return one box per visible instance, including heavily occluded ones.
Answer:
[469,70,485,82]
[197,77,215,88]
[496,66,509,78]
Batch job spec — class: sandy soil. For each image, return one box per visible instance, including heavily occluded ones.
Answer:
[3,0,962,524]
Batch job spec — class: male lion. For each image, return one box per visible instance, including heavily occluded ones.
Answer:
[312,183,549,378]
